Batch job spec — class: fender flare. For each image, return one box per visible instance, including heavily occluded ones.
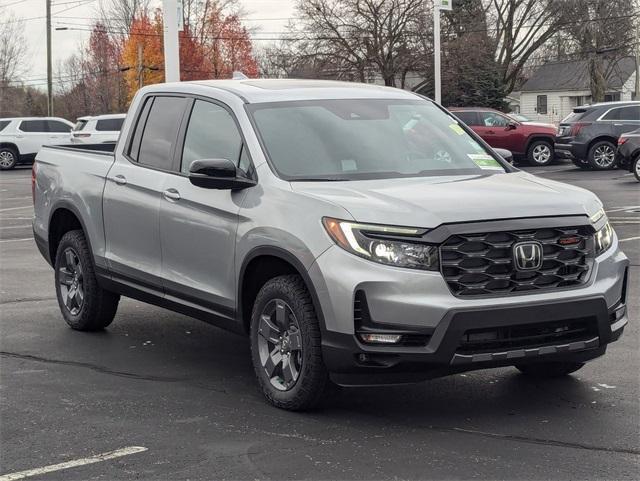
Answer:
[48,199,97,266]
[237,246,327,332]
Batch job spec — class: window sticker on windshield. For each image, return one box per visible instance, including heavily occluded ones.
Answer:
[468,140,484,152]
[449,123,465,135]
[341,159,358,171]
[467,154,503,170]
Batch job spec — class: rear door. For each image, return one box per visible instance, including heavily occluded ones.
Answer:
[17,120,50,154]
[103,95,189,287]
[159,98,252,315]
[45,120,72,143]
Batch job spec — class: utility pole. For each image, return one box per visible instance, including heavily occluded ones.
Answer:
[46,0,53,115]
[635,20,639,100]
[162,0,180,82]
[137,42,144,90]
[432,0,452,104]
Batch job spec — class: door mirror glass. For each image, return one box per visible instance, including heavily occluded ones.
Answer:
[188,158,256,190]
[493,148,513,164]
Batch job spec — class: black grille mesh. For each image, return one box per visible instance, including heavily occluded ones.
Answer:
[440,227,592,297]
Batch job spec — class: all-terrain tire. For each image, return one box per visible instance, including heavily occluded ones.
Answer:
[250,274,329,410]
[54,230,120,331]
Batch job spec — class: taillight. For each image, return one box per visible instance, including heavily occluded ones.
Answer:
[569,122,590,136]
[618,137,628,146]
[31,162,37,203]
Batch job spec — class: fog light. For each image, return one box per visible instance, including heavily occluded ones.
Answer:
[358,333,402,344]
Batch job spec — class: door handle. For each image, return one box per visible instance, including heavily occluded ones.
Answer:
[486,130,496,134]
[163,189,181,201]
[109,174,127,185]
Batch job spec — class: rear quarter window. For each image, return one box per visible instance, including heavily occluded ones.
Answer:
[96,118,124,131]
[0,120,10,132]
[74,120,89,131]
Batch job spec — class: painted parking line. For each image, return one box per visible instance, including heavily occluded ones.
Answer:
[0,238,32,243]
[619,236,640,243]
[0,206,32,213]
[0,446,148,481]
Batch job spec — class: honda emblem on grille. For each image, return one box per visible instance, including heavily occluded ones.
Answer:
[513,241,543,271]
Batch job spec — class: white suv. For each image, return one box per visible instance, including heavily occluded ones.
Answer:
[0,117,73,170]
[70,114,125,144]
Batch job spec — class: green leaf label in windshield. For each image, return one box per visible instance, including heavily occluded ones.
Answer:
[467,154,503,170]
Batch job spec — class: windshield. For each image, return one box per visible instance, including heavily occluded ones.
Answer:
[508,113,530,122]
[248,99,508,181]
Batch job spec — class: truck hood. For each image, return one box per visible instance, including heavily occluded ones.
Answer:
[290,171,602,227]
[522,121,557,129]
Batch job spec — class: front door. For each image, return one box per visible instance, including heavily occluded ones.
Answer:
[159,98,252,316]
[103,95,189,287]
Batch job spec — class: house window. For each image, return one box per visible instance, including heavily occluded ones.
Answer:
[536,95,548,115]
[604,92,621,102]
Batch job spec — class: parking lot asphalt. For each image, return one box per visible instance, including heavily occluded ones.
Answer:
[0,163,638,480]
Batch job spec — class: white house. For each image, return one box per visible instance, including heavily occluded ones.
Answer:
[519,57,637,125]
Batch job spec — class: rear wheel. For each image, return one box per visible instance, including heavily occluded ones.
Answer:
[54,230,120,331]
[527,140,554,166]
[587,140,616,170]
[250,275,328,410]
[633,156,640,182]
[516,361,585,377]
[0,147,18,170]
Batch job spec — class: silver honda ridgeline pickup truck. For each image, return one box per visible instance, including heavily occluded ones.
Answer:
[33,80,629,410]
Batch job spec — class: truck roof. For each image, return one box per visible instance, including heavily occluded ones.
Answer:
[141,79,422,104]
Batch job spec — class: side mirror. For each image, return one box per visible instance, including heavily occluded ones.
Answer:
[189,158,256,190]
[493,148,514,164]
[506,121,518,130]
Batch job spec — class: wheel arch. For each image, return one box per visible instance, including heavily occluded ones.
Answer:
[587,136,617,154]
[525,135,555,154]
[0,142,20,154]
[238,246,327,335]
[48,202,95,267]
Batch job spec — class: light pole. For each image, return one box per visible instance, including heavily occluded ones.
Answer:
[433,0,452,104]
[46,0,53,115]
[162,0,181,82]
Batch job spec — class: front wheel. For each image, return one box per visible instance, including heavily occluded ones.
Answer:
[250,275,328,410]
[588,140,616,170]
[527,140,554,166]
[54,230,120,331]
[0,147,18,170]
[516,361,585,378]
[633,156,640,182]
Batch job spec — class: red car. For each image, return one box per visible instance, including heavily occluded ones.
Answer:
[449,107,557,166]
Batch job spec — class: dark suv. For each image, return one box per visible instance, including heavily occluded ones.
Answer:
[556,101,640,170]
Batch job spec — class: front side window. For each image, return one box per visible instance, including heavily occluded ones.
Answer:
[248,99,508,181]
[536,95,548,115]
[46,121,72,133]
[480,112,510,127]
[137,96,188,170]
[181,100,244,174]
[96,118,124,131]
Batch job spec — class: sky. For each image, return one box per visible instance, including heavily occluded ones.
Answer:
[1,0,296,88]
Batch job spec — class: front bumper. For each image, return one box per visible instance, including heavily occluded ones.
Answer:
[309,231,629,385]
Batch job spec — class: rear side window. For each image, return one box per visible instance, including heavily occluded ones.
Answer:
[0,120,10,132]
[136,96,188,171]
[96,118,124,132]
[603,105,640,121]
[46,120,71,132]
[181,100,244,174]
[19,120,47,132]
[453,111,479,126]
[74,120,89,131]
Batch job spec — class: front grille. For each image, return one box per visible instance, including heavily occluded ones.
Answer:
[456,318,598,355]
[440,227,592,297]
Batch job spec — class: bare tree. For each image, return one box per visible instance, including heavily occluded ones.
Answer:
[0,10,29,114]
[559,0,636,101]
[97,0,151,33]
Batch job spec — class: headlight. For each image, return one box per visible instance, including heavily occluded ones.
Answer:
[322,217,439,270]
[594,222,614,256]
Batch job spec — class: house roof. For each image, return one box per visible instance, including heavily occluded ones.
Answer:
[521,57,636,92]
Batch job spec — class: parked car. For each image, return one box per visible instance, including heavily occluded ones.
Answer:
[33,80,628,411]
[449,107,557,166]
[70,114,125,144]
[616,128,640,181]
[0,117,73,170]
[556,101,640,170]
